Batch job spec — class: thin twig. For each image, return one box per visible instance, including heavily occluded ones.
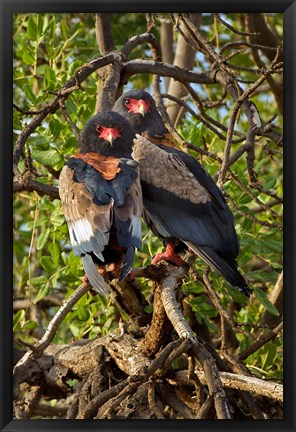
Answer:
[14,179,59,198]
[180,14,235,79]
[239,322,283,361]
[228,171,282,218]
[202,269,253,340]
[59,99,80,139]
[162,91,244,143]
[226,193,283,230]
[13,104,48,115]
[251,181,283,205]
[215,14,259,37]
[13,283,91,395]
[220,40,278,54]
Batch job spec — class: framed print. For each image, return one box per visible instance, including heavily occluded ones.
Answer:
[1,1,295,431]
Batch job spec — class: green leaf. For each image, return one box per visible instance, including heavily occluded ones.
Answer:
[22,50,35,65]
[183,279,204,295]
[67,59,85,77]
[49,118,62,138]
[33,282,50,303]
[254,157,268,171]
[22,320,38,331]
[103,317,113,330]
[249,270,275,283]
[64,136,78,153]
[66,378,79,388]
[37,15,44,37]
[27,15,38,40]
[258,238,282,254]
[23,84,36,104]
[144,305,153,314]
[260,342,277,369]
[48,242,60,266]
[51,271,60,287]
[51,215,65,227]
[77,303,89,321]
[60,19,70,40]
[263,176,277,190]
[65,100,76,115]
[69,323,81,338]
[241,235,282,255]
[37,228,50,250]
[226,286,249,304]
[241,217,253,233]
[237,193,253,205]
[89,326,102,339]
[43,65,56,90]
[49,16,56,40]
[40,256,56,272]
[28,135,49,150]
[39,197,56,211]
[26,216,48,230]
[29,275,48,286]
[68,252,81,268]
[13,310,25,329]
[61,251,68,265]
[254,288,280,316]
[31,148,63,167]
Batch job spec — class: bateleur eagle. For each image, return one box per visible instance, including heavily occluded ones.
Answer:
[59,111,142,296]
[113,90,250,297]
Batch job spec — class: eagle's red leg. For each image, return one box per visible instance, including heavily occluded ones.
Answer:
[152,243,184,267]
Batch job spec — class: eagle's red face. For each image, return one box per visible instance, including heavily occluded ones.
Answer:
[96,124,123,144]
[124,97,151,116]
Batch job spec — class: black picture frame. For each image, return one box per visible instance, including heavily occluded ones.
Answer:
[1,1,295,431]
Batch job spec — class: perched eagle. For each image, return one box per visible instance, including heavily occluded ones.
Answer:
[59,111,142,295]
[114,90,250,297]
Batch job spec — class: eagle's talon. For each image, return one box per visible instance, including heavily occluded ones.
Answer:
[152,244,184,267]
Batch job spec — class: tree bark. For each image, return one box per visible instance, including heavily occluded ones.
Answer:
[160,19,174,91]
[166,14,201,127]
[95,13,121,113]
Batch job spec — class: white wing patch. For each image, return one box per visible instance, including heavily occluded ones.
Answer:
[69,218,94,246]
[131,214,142,241]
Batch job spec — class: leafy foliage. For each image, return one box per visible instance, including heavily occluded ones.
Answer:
[13,12,283,385]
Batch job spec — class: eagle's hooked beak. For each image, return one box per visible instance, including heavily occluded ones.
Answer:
[138,100,147,117]
[107,133,115,145]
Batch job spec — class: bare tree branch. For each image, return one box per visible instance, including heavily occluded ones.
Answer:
[13,178,59,198]
[168,369,283,401]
